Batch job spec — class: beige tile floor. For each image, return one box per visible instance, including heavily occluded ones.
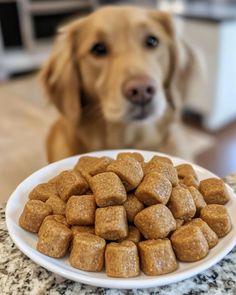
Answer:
[0,74,214,204]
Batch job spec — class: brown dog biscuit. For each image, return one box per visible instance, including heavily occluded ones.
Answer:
[168,185,196,220]
[188,186,206,215]
[199,178,230,205]
[69,233,106,271]
[200,204,231,238]
[19,200,52,233]
[145,160,178,186]
[118,225,141,244]
[29,182,58,202]
[56,170,88,202]
[75,156,113,177]
[135,172,172,205]
[37,220,72,258]
[66,195,96,225]
[145,156,173,170]
[74,156,99,173]
[180,175,199,189]
[107,157,143,191]
[46,195,66,215]
[95,206,128,240]
[176,163,197,180]
[134,204,176,239]
[38,215,68,237]
[171,224,209,262]
[117,152,144,163]
[123,193,144,222]
[139,239,177,275]
[105,241,139,278]
[90,172,127,207]
[187,218,218,248]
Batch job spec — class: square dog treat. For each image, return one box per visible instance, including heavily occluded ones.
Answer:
[19,200,52,233]
[46,195,66,215]
[74,156,99,173]
[187,218,218,248]
[134,204,176,239]
[105,241,139,278]
[42,214,68,226]
[56,170,88,202]
[90,172,127,207]
[200,204,231,238]
[66,195,96,225]
[145,156,173,170]
[38,215,68,237]
[37,220,72,258]
[107,157,143,191]
[119,225,141,244]
[29,182,58,202]
[95,206,128,240]
[75,156,113,177]
[188,186,206,215]
[89,157,113,176]
[176,164,197,180]
[171,224,209,262]
[181,175,199,189]
[71,225,95,236]
[199,178,230,205]
[139,239,177,275]
[117,152,144,163]
[123,193,144,222]
[69,233,106,272]
[135,172,172,206]
[168,186,196,220]
[144,160,178,186]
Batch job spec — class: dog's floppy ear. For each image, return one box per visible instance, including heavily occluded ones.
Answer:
[150,10,175,40]
[40,19,84,124]
[151,11,200,112]
[169,39,202,110]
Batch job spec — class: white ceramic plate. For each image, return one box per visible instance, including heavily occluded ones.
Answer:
[6,150,236,289]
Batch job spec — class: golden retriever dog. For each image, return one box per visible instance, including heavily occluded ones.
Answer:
[41,5,196,163]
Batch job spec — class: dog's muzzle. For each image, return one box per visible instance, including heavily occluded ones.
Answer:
[122,76,156,120]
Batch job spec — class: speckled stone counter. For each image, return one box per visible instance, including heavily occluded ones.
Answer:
[1,174,236,295]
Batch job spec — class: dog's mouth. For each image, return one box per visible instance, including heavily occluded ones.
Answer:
[101,93,164,123]
[127,102,154,121]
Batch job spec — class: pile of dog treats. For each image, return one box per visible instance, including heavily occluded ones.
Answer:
[19,152,231,278]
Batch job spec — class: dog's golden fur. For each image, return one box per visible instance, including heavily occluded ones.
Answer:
[41,6,196,163]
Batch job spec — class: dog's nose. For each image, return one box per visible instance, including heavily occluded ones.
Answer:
[122,77,156,105]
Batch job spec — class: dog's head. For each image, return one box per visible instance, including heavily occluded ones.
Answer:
[41,6,193,125]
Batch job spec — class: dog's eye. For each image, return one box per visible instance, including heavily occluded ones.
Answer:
[90,42,108,57]
[145,35,159,48]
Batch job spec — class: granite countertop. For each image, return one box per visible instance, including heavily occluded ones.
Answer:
[1,173,236,295]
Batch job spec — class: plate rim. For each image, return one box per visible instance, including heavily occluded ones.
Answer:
[5,149,236,289]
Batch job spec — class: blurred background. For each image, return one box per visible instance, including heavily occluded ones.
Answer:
[0,0,236,202]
